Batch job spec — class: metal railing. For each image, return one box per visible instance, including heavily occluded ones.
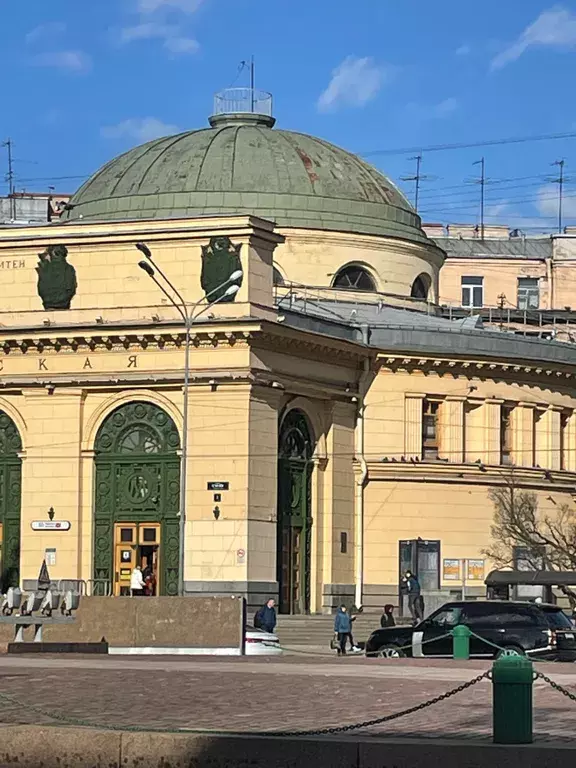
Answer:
[213,87,273,117]
[56,579,112,597]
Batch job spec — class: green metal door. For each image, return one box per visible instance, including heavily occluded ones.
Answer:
[0,411,22,592]
[93,402,181,595]
[277,409,314,615]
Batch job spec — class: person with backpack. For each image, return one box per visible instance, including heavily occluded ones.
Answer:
[380,603,396,628]
[254,598,277,633]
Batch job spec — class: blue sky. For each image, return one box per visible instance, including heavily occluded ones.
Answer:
[3,0,576,231]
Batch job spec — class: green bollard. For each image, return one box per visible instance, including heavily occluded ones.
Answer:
[451,624,471,660]
[492,655,534,744]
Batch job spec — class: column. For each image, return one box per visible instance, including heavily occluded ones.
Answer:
[511,402,536,467]
[438,396,465,463]
[563,411,576,471]
[482,398,503,465]
[535,406,561,470]
[404,393,425,459]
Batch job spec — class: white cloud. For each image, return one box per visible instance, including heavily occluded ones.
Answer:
[432,97,458,118]
[137,0,203,13]
[119,21,198,53]
[536,183,576,219]
[455,44,471,56]
[101,117,180,143]
[405,97,458,121]
[491,6,576,70]
[25,22,67,44]
[31,50,92,73]
[120,22,174,42]
[163,35,199,53]
[317,56,390,113]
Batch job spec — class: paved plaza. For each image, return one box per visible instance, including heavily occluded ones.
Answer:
[0,654,575,742]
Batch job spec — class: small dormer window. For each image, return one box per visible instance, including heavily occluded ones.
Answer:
[411,274,431,300]
[332,266,376,292]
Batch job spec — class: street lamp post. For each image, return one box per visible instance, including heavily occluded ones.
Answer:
[136,242,242,596]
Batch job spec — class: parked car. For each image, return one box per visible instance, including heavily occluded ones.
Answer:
[245,625,282,656]
[365,600,576,662]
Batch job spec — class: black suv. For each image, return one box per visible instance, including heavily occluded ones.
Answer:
[365,600,576,662]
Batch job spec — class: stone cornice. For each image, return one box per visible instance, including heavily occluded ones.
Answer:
[257,323,371,367]
[0,328,254,355]
[362,460,576,492]
[377,353,576,383]
[0,215,284,249]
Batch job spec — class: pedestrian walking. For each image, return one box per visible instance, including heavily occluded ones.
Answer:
[334,605,352,656]
[380,603,396,628]
[255,598,277,633]
[346,607,361,652]
[402,570,423,623]
[130,565,145,597]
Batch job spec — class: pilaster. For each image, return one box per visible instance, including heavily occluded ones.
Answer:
[20,388,86,583]
[438,396,465,463]
[536,406,561,470]
[404,393,425,459]
[511,402,536,467]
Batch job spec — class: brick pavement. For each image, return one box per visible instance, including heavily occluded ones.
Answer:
[0,655,574,742]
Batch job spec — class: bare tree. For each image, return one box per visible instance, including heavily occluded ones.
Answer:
[484,475,576,607]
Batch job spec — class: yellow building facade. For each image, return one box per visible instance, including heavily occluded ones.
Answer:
[1,95,576,613]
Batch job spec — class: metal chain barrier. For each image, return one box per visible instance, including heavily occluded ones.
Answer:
[0,670,491,738]
[272,671,491,737]
[273,631,453,657]
[468,630,559,664]
[535,671,576,702]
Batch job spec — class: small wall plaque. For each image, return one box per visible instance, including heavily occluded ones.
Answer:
[31,520,71,531]
[207,481,229,491]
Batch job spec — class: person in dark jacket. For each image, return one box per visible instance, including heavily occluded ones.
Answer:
[380,604,396,628]
[402,571,423,623]
[334,605,352,656]
[255,598,277,633]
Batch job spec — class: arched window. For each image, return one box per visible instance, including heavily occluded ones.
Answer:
[273,267,285,286]
[411,273,431,300]
[333,265,376,292]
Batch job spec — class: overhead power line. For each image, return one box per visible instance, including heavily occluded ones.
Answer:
[360,130,576,157]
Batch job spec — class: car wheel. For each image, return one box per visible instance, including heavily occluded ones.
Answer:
[496,645,525,659]
[377,645,406,659]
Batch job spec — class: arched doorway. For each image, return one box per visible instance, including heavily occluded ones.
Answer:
[93,402,181,596]
[0,411,22,592]
[277,409,314,614]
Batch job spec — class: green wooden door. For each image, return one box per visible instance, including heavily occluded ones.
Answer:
[93,402,181,595]
[277,410,314,615]
[0,411,22,592]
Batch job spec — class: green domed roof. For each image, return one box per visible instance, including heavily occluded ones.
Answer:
[64,111,427,243]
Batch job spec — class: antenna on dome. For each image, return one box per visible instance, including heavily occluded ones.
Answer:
[250,55,255,113]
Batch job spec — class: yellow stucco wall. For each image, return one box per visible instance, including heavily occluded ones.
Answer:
[274,228,443,301]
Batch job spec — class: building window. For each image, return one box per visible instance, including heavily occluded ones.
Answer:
[501,405,513,465]
[411,273,431,300]
[332,265,376,292]
[517,277,539,310]
[422,400,439,460]
[561,413,569,470]
[273,267,284,286]
[461,276,483,308]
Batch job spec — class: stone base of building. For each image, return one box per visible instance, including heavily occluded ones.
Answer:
[184,581,278,612]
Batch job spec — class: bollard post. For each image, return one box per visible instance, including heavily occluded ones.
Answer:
[451,624,471,660]
[492,655,533,744]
